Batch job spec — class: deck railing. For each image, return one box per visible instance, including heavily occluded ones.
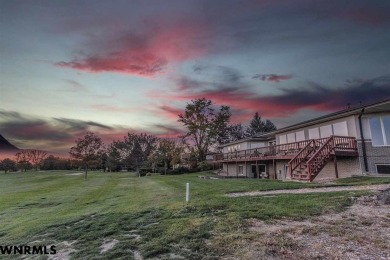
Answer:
[212,136,357,162]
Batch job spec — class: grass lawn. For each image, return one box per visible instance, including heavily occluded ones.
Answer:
[0,171,389,259]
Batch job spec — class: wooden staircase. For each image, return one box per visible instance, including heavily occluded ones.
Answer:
[288,136,354,182]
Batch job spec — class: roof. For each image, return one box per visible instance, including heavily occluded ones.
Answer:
[257,99,390,137]
[219,99,390,147]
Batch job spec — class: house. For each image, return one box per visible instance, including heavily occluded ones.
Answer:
[211,99,390,181]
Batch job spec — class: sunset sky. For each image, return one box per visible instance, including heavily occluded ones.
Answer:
[1,0,390,155]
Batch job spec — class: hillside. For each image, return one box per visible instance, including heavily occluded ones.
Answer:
[0,134,19,151]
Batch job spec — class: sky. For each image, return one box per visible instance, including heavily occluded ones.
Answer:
[1,0,390,155]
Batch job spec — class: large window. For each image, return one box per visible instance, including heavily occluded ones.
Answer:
[309,127,320,139]
[369,116,390,146]
[333,121,348,136]
[320,125,332,138]
[287,133,296,143]
[296,131,305,141]
[279,135,287,144]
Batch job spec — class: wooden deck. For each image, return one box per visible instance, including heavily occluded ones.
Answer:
[212,136,357,163]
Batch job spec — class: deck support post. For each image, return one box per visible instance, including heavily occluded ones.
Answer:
[245,161,247,178]
[256,160,259,179]
[236,161,238,178]
[227,163,229,176]
[334,156,339,179]
[273,159,276,179]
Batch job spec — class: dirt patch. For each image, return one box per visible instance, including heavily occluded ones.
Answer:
[226,189,390,260]
[227,184,390,197]
[134,250,143,260]
[48,240,77,260]
[100,239,119,253]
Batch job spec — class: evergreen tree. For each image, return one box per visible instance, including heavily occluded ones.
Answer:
[246,112,277,136]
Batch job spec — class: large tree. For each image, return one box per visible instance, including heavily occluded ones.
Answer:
[69,132,104,180]
[148,138,184,173]
[222,123,250,144]
[105,143,122,172]
[178,98,231,162]
[0,158,17,173]
[245,112,277,136]
[115,132,158,176]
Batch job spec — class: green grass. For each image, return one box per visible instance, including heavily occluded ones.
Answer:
[0,171,388,259]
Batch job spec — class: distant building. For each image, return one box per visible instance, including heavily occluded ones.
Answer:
[211,99,390,181]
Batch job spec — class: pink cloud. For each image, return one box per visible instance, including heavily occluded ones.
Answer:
[56,20,212,76]
[157,105,184,120]
[57,54,167,76]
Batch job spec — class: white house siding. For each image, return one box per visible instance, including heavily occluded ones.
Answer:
[222,141,268,153]
[275,115,358,145]
[275,160,290,180]
[223,163,251,177]
[248,142,267,149]
[222,162,276,178]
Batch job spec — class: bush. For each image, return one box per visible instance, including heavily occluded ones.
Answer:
[197,161,213,171]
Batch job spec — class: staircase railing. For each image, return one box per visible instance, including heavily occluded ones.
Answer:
[288,140,314,178]
[306,136,334,181]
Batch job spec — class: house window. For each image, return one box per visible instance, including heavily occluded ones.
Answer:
[279,135,287,144]
[296,130,305,141]
[287,133,296,143]
[309,127,320,139]
[320,125,332,138]
[369,116,390,146]
[376,164,390,174]
[333,121,348,136]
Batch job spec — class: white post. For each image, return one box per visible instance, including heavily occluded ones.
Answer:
[186,182,190,203]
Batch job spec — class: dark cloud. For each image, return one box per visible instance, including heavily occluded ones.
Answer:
[152,124,186,138]
[53,118,113,131]
[253,74,293,82]
[161,75,390,120]
[158,105,184,120]
[0,111,116,153]
[192,64,243,83]
[0,110,188,154]
[63,79,87,92]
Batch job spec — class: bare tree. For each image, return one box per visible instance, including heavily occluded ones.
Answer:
[15,150,31,172]
[27,149,47,170]
[69,132,104,181]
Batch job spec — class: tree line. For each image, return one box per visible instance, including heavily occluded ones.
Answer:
[0,98,276,178]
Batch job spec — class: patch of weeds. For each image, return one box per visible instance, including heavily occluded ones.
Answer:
[301,225,322,236]
[359,219,374,226]
[372,238,389,250]
[263,233,301,258]
[346,234,365,244]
